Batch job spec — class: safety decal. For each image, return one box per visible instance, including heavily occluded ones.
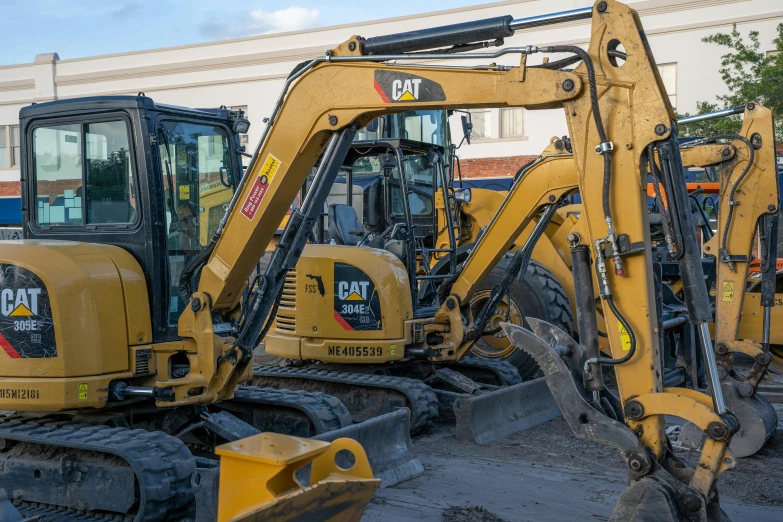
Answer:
[240,153,283,220]
[618,322,632,352]
[333,262,382,331]
[722,281,735,302]
[374,71,446,104]
[78,383,88,401]
[0,264,56,358]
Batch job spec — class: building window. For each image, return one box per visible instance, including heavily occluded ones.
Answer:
[767,50,781,57]
[0,125,20,168]
[229,106,249,145]
[467,109,491,139]
[657,63,677,109]
[500,108,525,138]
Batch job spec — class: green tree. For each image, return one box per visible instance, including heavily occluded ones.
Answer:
[677,23,783,140]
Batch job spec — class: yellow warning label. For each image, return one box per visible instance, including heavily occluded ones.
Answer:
[618,322,632,352]
[9,304,33,317]
[722,281,735,302]
[78,383,88,401]
[390,344,397,356]
[259,153,282,184]
[179,185,190,200]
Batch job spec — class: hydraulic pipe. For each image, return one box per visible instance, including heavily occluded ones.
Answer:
[361,7,593,55]
[657,138,726,414]
[570,245,603,395]
[509,7,593,31]
[677,106,745,125]
[760,211,780,353]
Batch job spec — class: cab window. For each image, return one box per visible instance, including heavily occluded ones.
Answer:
[159,120,235,325]
[33,120,136,227]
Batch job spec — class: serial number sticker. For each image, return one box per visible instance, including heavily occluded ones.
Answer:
[327,346,384,357]
[240,153,283,220]
[722,281,735,302]
[0,388,40,400]
[618,322,632,352]
[78,383,88,400]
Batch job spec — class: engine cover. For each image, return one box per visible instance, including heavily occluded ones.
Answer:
[0,240,150,409]
[265,244,412,363]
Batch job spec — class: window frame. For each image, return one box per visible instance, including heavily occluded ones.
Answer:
[28,113,141,232]
[0,125,20,170]
[500,107,525,139]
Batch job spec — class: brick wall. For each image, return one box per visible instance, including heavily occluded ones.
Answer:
[0,182,21,197]
[456,155,537,179]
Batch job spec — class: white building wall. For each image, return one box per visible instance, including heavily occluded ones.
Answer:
[0,0,781,183]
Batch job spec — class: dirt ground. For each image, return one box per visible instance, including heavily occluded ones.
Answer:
[362,402,783,522]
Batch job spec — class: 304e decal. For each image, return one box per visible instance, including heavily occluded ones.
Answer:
[0,264,56,359]
[333,263,382,331]
[373,71,446,104]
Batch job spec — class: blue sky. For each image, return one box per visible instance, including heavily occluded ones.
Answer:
[0,0,498,66]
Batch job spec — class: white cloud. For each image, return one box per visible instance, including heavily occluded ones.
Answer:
[250,7,321,34]
[200,6,321,38]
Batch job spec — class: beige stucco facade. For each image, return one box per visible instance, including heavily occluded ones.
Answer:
[1,0,782,188]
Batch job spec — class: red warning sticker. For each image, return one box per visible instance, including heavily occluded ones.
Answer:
[240,153,282,220]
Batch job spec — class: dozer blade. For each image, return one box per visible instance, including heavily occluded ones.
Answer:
[314,408,423,488]
[453,378,561,444]
[215,434,380,522]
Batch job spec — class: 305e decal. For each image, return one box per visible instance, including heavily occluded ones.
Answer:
[333,262,382,331]
[0,264,56,359]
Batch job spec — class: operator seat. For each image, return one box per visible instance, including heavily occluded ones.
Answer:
[328,204,365,246]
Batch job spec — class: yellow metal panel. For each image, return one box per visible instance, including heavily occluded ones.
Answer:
[0,241,129,379]
[0,371,132,410]
[101,244,153,346]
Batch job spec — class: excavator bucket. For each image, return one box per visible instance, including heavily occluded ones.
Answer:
[453,378,561,444]
[214,433,380,522]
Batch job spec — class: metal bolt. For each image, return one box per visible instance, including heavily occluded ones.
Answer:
[329,115,339,126]
[313,326,318,332]
[191,298,202,312]
[737,382,754,398]
[654,124,667,136]
[562,79,575,92]
[597,1,608,13]
[706,421,729,441]
[566,232,581,247]
[756,352,772,366]
[715,343,728,355]
[680,495,702,513]
[549,195,556,202]
[722,147,732,156]
[628,457,643,472]
[348,42,357,51]
[625,143,633,150]
[747,102,756,111]
[768,205,777,212]
[624,400,644,420]
[554,139,564,150]
[447,298,457,310]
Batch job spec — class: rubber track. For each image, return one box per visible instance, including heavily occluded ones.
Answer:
[252,365,438,432]
[456,357,523,386]
[231,386,352,434]
[0,418,195,522]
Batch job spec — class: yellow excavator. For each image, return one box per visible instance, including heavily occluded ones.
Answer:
[0,1,743,519]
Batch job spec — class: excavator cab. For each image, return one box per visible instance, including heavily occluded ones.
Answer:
[19,96,246,341]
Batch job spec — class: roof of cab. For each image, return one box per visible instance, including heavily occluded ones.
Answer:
[19,95,233,121]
